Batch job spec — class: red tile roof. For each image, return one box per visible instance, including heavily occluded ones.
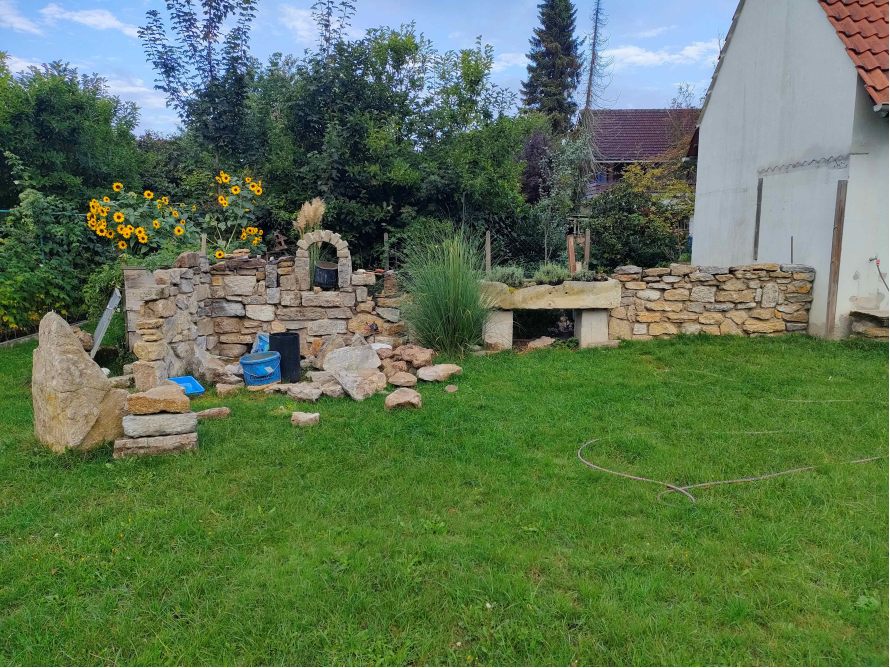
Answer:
[589,109,699,162]
[819,0,889,104]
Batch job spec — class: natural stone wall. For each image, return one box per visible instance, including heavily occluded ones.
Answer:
[126,242,404,390]
[608,263,815,340]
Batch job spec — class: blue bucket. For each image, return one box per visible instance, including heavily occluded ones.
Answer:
[240,351,281,386]
[253,332,270,353]
[168,375,205,395]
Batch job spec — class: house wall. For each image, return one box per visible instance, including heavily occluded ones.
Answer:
[690,0,882,337]
[834,82,889,336]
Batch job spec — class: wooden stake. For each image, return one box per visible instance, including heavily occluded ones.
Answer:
[200,233,207,255]
[485,230,491,273]
[583,229,590,270]
[567,235,576,275]
[383,232,389,271]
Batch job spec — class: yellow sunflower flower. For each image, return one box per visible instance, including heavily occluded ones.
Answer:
[240,231,247,240]
[231,186,240,195]
[220,197,228,207]
[122,230,131,239]
[217,195,226,205]
[221,173,230,184]
[112,183,123,192]
[118,241,127,249]
[126,225,134,233]
[174,226,184,236]
[161,196,169,205]
[248,182,258,192]
[157,202,163,210]
[144,190,154,199]
[252,237,259,245]
[258,229,263,235]
[172,210,179,218]
[135,227,145,235]
[246,226,256,235]
[153,220,160,228]
[215,176,222,183]
[117,224,126,234]
[245,176,252,183]
[113,212,125,223]
[254,187,262,195]
[215,250,225,259]
[192,205,196,211]
[103,196,111,203]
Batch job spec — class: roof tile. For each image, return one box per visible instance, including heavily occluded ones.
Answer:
[589,109,699,162]
[820,0,889,104]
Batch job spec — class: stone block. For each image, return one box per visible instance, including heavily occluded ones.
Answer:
[134,340,168,361]
[698,313,724,325]
[223,275,256,296]
[608,317,633,340]
[211,301,246,317]
[669,264,697,276]
[636,312,662,323]
[133,360,167,392]
[126,384,190,414]
[715,289,755,302]
[324,307,353,319]
[376,307,400,322]
[278,306,327,321]
[690,286,716,303]
[245,304,275,321]
[633,323,648,335]
[308,319,348,336]
[113,432,198,459]
[217,343,248,358]
[351,271,376,286]
[646,300,683,312]
[663,288,690,301]
[301,291,344,307]
[291,411,320,426]
[643,267,671,276]
[614,265,642,275]
[573,309,609,348]
[484,310,513,350]
[266,287,280,304]
[636,289,662,301]
[742,319,786,333]
[649,321,678,336]
[122,412,198,438]
[687,302,704,313]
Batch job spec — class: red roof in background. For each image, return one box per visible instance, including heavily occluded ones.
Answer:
[819,0,889,104]
[590,109,699,162]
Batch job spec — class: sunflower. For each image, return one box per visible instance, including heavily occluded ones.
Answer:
[113,211,125,223]
[231,185,240,195]
[118,241,127,249]
[244,208,250,212]
[122,230,131,239]
[144,190,154,199]
[117,224,126,234]
[172,210,179,218]
[135,227,145,236]
[174,226,184,236]
[217,195,227,205]
[248,182,258,192]
[137,235,148,244]
[240,231,247,240]
[215,176,222,183]
[126,224,134,233]
[258,229,263,235]
[88,221,97,231]
[192,205,196,211]
[245,176,252,183]
[219,197,228,208]
[159,196,168,205]
[254,187,262,195]
[157,202,163,210]
[215,250,225,259]
[153,220,160,229]
[103,196,111,203]
[112,183,123,192]
[221,173,230,184]
[252,237,259,245]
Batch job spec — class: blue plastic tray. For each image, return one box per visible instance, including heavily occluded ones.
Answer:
[168,375,205,395]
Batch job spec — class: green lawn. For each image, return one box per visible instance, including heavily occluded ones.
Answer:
[0,335,887,665]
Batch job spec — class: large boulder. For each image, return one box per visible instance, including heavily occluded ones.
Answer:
[32,312,128,453]
[322,345,381,372]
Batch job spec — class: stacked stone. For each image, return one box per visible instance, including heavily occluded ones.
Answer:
[608,263,815,340]
[114,384,198,458]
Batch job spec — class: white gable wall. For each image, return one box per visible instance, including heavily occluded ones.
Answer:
[691,0,863,336]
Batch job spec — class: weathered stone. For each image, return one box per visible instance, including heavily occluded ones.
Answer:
[608,317,633,340]
[113,432,198,459]
[291,411,320,426]
[322,345,381,372]
[785,323,810,332]
[223,275,256,296]
[680,323,701,335]
[31,313,128,453]
[485,279,621,310]
[484,310,513,351]
[417,364,462,382]
[663,288,690,301]
[385,387,422,410]
[211,301,246,317]
[243,304,275,322]
[351,271,376,286]
[306,319,346,336]
[643,267,671,276]
[636,312,662,323]
[792,272,815,281]
[133,360,167,392]
[127,384,190,414]
[331,369,377,401]
[686,302,704,313]
[219,333,254,344]
[715,289,755,302]
[109,375,133,388]
[725,310,748,325]
[665,312,700,322]
[669,264,697,276]
[173,251,200,268]
[720,278,748,291]
[698,313,725,325]
[216,383,243,397]
[719,319,743,335]
[624,281,647,290]
[636,289,662,301]
[197,407,231,420]
[687,272,714,282]
[216,343,248,358]
[382,358,409,378]
[395,344,435,368]
[776,302,805,314]
[122,412,198,438]
[633,323,648,335]
[735,302,756,309]
[287,383,323,402]
[277,307,326,321]
[742,319,786,333]
[134,340,168,361]
[70,326,94,351]
[784,293,814,302]
[445,384,458,393]
[614,265,642,274]
[787,280,812,294]
[323,307,352,319]
[527,336,554,350]
[748,308,775,320]
[356,368,388,392]
[779,264,815,274]
[732,263,779,272]
[690,286,716,303]
[388,371,418,387]
[316,335,346,368]
[300,291,343,307]
[705,303,733,312]
[661,275,683,283]
[698,266,730,275]
[646,300,683,312]
[701,325,721,335]
[649,321,678,336]
[376,296,401,308]
[781,310,809,323]
[376,307,401,322]
[318,380,345,398]
[348,313,385,335]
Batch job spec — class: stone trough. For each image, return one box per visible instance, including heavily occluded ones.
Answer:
[480,279,622,350]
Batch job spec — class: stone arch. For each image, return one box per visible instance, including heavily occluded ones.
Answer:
[295,229,352,290]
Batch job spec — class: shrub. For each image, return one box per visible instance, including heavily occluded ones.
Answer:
[533,263,570,285]
[83,260,124,321]
[572,269,607,282]
[487,264,525,287]
[400,230,492,355]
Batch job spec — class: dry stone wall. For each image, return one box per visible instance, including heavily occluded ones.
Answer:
[608,263,815,339]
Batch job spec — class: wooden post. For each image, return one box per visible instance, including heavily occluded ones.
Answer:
[200,233,207,255]
[825,180,848,339]
[383,232,389,271]
[753,177,763,261]
[583,229,590,270]
[485,230,491,273]
[567,234,576,275]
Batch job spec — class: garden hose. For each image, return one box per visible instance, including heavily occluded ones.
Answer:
[577,435,885,507]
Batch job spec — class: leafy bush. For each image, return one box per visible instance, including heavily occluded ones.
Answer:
[487,264,525,287]
[572,269,607,282]
[83,260,123,321]
[400,230,492,355]
[533,263,570,285]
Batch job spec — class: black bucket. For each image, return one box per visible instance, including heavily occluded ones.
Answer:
[314,261,338,289]
[269,332,301,383]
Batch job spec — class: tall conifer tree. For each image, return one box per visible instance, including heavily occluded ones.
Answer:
[521,0,583,135]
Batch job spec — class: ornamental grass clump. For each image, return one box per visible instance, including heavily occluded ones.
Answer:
[401,231,492,355]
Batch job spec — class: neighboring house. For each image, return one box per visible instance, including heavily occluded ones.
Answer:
[690,0,888,338]
[587,109,698,198]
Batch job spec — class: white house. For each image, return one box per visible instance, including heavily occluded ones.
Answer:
[690,0,888,338]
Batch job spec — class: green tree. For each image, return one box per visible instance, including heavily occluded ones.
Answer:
[521,0,584,135]
[0,55,141,210]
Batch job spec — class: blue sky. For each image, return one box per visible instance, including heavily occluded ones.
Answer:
[1,0,737,133]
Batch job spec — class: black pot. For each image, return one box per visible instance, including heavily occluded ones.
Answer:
[314,261,338,289]
[269,332,301,383]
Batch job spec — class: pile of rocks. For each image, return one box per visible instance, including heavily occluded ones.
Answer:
[114,384,199,458]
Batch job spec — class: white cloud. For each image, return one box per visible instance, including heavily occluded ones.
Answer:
[39,3,139,38]
[606,39,720,70]
[491,52,527,73]
[3,54,40,73]
[0,0,42,34]
[105,75,168,110]
[279,5,315,43]
[635,25,676,38]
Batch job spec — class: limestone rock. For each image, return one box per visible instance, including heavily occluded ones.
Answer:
[394,344,434,368]
[122,412,198,438]
[113,432,198,459]
[316,335,346,368]
[347,312,385,335]
[216,383,243,397]
[417,364,462,382]
[385,387,422,410]
[527,336,554,350]
[318,380,346,398]
[322,345,381,372]
[388,371,418,387]
[134,340,168,361]
[126,384,190,414]
[445,385,458,393]
[108,375,133,389]
[197,407,231,420]
[133,360,167,392]
[287,383,323,403]
[32,312,128,453]
[70,326,94,351]
[381,358,409,378]
[742,319,786,334]
[291,411,320,426]
[332,369,378,401]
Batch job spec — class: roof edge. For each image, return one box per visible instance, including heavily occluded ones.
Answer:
[697,0,747,127]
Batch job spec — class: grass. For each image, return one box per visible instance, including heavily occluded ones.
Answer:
[0,334,887,665]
